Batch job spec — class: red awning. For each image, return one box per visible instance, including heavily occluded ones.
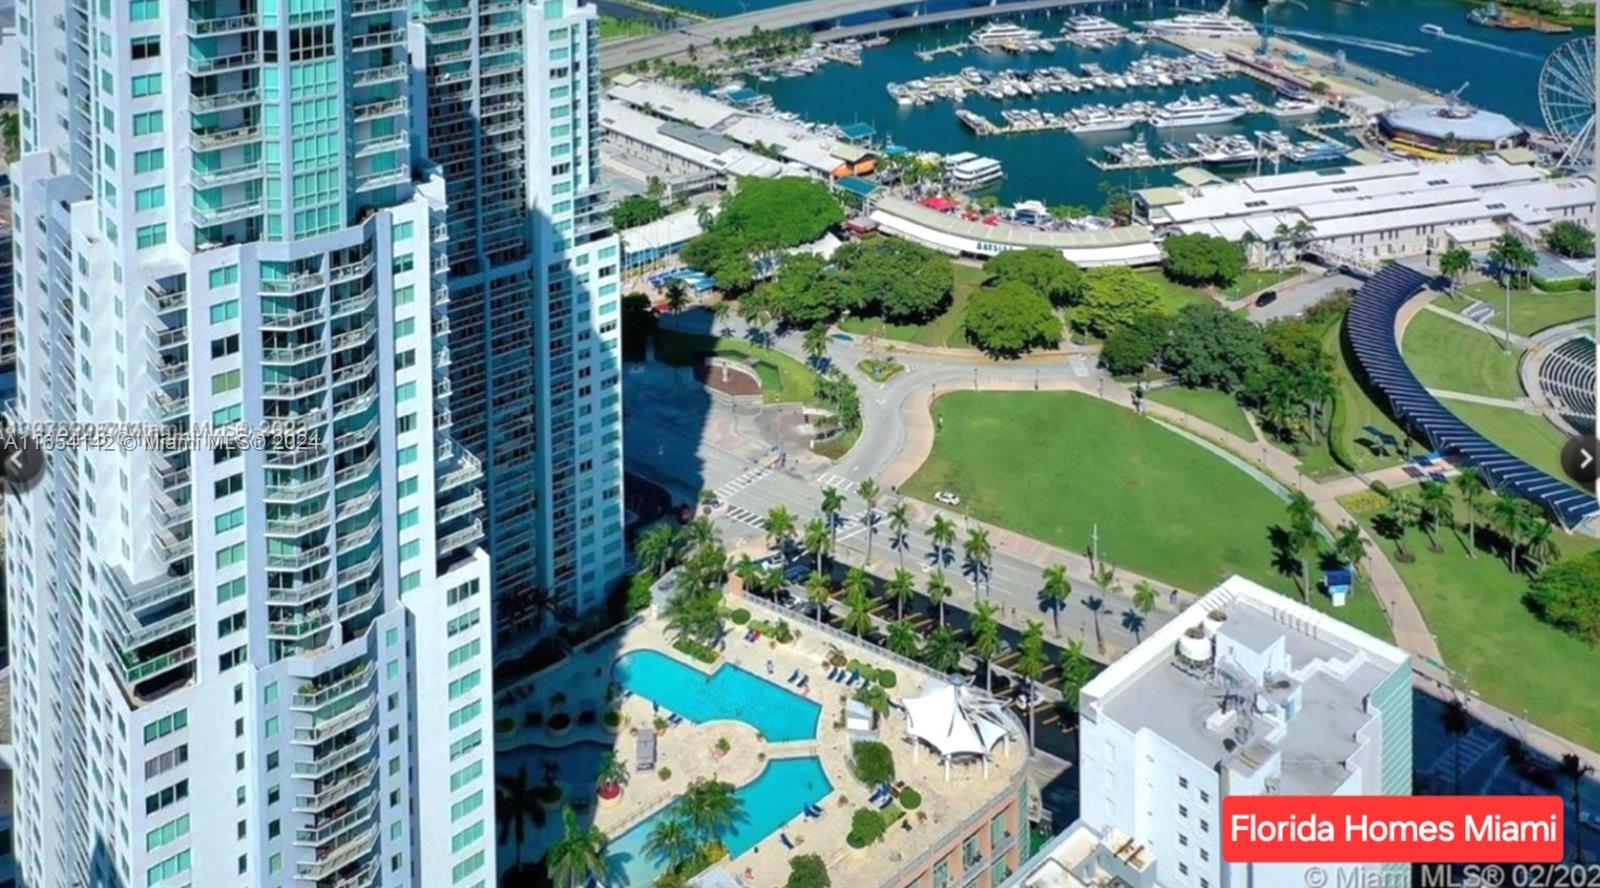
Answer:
[920,196,957,212]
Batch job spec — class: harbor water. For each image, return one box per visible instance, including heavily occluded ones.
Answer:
[718,0,1573,206]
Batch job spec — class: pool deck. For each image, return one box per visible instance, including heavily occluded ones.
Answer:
[495,607,1031,886]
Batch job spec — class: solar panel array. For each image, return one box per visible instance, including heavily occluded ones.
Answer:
[1346,265,1598,529]
[1537,335,1597,435]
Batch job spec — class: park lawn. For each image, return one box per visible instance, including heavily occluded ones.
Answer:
[1219,268,1301,301]
[1146,385,1256,441]
[1400,310,1526,401]
[652,328,817,405]
[1344,497,1600,750]
[905,391,1392,636]
[1452,282,1594,336]
[1443,402,1571,480]
[1143,271,1214,315]
[837,262,988,349]
[598,14,655,40]
[1301,322,1412,479]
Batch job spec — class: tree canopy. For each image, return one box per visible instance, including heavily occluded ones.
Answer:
[1099,312,1172,376]
[1542,220,1595,259]
[1525,551,1600,642]
[1078,266,1161,337]
[611,195,668,231]
[748,253,842,328]
[983,248,1087,306]
[717,176,844,251]
[680,230,755,294]
[963,280,1062,356]
[1161,233,1247,287]
[835,237,953,321]
[786,855,831,888]
[1163,302,1266,392]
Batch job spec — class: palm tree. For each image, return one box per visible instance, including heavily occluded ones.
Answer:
[803,325,829,367]
[857,478,881,564]
[841,569,875,638]
[886,567,916,620]
[926,573,951,628]
[1454,468,1486,558]
[1039,565,1071,636]
[924,626,964,673]
[764,505,797,553]
[1131,581,1157,619]
[1441,698,1471,794]
[694,202,714,231]
[597,751,629,798]
[963,527,994,597]
[1089,565,1117,655]
[643,813,698,873]
[887,502,911,568]
[1561,754,1595,863]
[636,522,678,577]
[887,619,921,659]
[802,517,831,574]
[804,570,832,623]
[855,682,892,721]
[1015,621,1048,743]
[1524,516,1562,575]
[1120,609,1146,643]
[1383,490,1422,561]
[1491,491,1528,573]
[1332,522,1367,574]
[546,805,611,888]
[1418,480,1453,553]
[1488,233,1536,348]
[970,600,1006,692]
[928,514,957,570]
[1059,640,1094,712]
[663,278,689,319]
[496,764,540,873]
[820,486,845,552]
[681,778,744,844]
[732,553,763,597]
[1290,522,1321,604]
[1438,245,1472,297]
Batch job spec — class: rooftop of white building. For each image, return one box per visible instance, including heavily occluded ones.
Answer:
[1001,822,1157,888]
[1381,104,1525,142]
[608,74,738,129]
[1080,576,1409,795]
[600,100,785,179]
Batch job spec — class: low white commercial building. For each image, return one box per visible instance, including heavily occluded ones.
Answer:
[601,100,786,181]
[1005,576,1413,888]
[870,196,1163,266]
[1137,155,1595,265]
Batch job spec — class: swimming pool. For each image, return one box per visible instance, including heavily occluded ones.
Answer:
[613,649,822,742]
[606,756,833,887]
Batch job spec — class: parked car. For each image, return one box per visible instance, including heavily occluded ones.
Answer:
[935,490,962,506]
[1255,290,1278,308]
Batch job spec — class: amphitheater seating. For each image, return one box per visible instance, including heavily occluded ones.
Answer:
[1346,266,1598,529]
[1537,335,1596,434]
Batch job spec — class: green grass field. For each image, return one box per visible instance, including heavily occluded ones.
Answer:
[598,14,656,40]
[1220,268,1301,301]
[1443,282,1594,337]
[1345,497,1600,749]
[1301,322,1413,479]
[837,263,988,349]
[1145,385,1256,441]
[652,328,817,405]
[1443,402,1571,480]
[904,391,1390,636]
[1143,271,1216,315]
[1401,309,1526,401]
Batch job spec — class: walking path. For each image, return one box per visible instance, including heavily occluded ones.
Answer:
[1423,302,1534,350]
[1429,389,1538,411]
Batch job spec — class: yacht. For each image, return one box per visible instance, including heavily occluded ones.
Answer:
[1063,14,1129,39]
[1149,93,1249,128]
[1267,97,1322,117]
[1419,23,1446,36]
[1068,104,1143,133]
[1194,133,1257,165]
[1136,3,1257,38]
[946,154,1005,187]
[956,108,996,135]
[970,22,1043,49]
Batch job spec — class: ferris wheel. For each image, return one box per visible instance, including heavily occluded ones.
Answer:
[1539,36,1595,171]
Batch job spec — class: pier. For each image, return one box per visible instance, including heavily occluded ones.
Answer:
[913,42,970,61]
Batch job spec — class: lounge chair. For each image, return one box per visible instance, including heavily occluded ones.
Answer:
[787,668,800,684]
[797,675,809,689]
[668,713,683,726]
[804,803,824,819]
[876,794,895,810]
[827,667,841,682]
[780,833,796,851]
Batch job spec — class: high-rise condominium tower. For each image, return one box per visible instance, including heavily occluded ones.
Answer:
[416,0,626,648]
[5,1,499,886]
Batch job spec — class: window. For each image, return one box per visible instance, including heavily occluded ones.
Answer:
[209,299,240,323]
[208,264,239,288]
[146,849,191,887]
[130,0,160,20]
[134,148,164,173]
[131,74,162,98]
[131,35,161,59]
[146,815,189,852]
[447,610,480,637]
[217,578,246,603]
[212,369,241,394]
[451,850,485,883]
[1178,805,1188,818]
[448,671,481,700]
[449,730,482,761]
[143,710,188,743]
[216,542,245,568]
[451,761,483,792]
[1178,776,1188,789]
[144,745,188,780]
[132,111,163,136]
[450,790,483,822]
[392,221,413,242]
[1179,863,1189,876]
[214,508,244,533]
[217,612,246,638]
[135,223,167,250]
[451,820,484,854]
[135,186,165,212]
[448,640,481,668]
[144,780,189,815]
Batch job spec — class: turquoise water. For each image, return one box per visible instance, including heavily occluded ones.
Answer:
[613,649,822,742]
[606,756,834,887]
[722,0,1574,206]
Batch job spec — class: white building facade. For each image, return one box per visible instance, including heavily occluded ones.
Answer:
[415,0,626,651]
[6,1,496,886]
[1072,577,1413,888]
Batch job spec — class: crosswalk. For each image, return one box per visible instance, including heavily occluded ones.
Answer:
[714,466,771,500]
[723,504,766,529]
[816,471,854,491]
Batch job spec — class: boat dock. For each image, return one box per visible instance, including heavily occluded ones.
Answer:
[1087,154,1193,171]
[914,42,971,61]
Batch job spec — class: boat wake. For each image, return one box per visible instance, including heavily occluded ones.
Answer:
[1420,27,1544,61]
[1273,27,1428,57]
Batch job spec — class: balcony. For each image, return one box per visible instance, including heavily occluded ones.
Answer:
[148,389,189,423]
[294,794,379,847]
[295,821,378,881]
[115,642,196,687]
[437,489,483,525]
[263,374,328,399]
[293,726,377,779]
[350,0,406,15]
[334,452,380,488]
[268,607,333,642]
[333,385,379,422]
[190,87,261,114]
[335,588,381,621]
[351,63,407,88]
[266,472,334,503]
[261,271,326,295]
[416,2,471,24]
[331,354,378,387]
[437,518,485,553]
[293,761,378,813]
[293,661,376,711]
[192,159,264,189]
[353,131,408,159]
[352,98,407,124]
[331,287,377,320]
[348,28,404,53]
[154,522,195,563]
[335,518,379,552]
[188,50,261,76]
[329,254,376,284]
[332,420,379,457]
[335,485,381,521]
[261,305,328,331]
[191,124,261,152]
[266,509,331,538]
[266,576,334,608]
[188,13,259,36]
[148,354,188,385]
[105,604,196,652]
[263,340,327,364]
[353,167,410,194]
[266,544,332,570]
[105,567,190,616]
[145,282,186,314]
[192,196,264,227]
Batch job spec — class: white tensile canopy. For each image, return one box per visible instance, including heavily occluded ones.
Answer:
[903,680,1014,780]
